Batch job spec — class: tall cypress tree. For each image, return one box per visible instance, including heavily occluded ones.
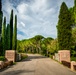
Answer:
[2,17,6,55]
[0,0,3,55]
[10,9,13,49]
[57,2,72,50]
[12,15,17,50]
[0,0,3,41]
[74,0,76,7]
[6,24,10,50]
[74,0,76,24]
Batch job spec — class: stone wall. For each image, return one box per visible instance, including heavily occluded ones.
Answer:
[5,50,16,62]
[53,50,76,71]
[58,50,70,62]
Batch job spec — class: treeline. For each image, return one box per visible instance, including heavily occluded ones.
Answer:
[17,35,58,57]
[17,0,76,57]
[0,0,17,55]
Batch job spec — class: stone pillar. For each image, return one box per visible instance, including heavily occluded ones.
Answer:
[58,50,70,62]
[5,50,16,62]
[71,61,76,71]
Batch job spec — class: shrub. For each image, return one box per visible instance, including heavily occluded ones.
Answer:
[0,56,5,61]
[21,53,28,60]
[71,57,76,61]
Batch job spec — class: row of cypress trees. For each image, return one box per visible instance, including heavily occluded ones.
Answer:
[0,0,17,55]
[57,0,76,50]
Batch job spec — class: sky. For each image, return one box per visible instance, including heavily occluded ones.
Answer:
[2,0,74,40]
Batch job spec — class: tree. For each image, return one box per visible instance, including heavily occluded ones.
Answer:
[33,35,44,53]
[12,15,17,50]
[10,9,13,49]
[71,27,76,57]
[0,0,3,40]
[6,24,10,50]
[2,17,6,55]
[57,2,72,50]
[74,0,76,24]
[0,0,3,55]
[72,27,76,44]
[41,37,54,56]
[69,8,75,26]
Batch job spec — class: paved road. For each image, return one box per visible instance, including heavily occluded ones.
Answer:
[0,54,76,75]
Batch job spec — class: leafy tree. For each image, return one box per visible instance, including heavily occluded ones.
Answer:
[12,15,17,50]
[33,35,44,53]
[2,17,6,55]
[41,37,53,56]
[57,2,72,50]
[49,39,58,54]
[10,9,13,49]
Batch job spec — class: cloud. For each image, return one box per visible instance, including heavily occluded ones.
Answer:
[20,22,26,27]
[2,0,74,40]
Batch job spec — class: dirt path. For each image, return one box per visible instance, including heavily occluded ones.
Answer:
[0,54,76,75]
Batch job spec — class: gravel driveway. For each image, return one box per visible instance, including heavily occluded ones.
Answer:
[0,54,76,75]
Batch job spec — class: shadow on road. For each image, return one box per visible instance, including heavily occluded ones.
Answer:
[0,69,35,75]
[22,54,48,62]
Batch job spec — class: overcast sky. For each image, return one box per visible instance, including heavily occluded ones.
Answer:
[2,0,74,40]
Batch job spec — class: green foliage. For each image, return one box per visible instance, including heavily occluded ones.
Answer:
[12,15,17,50]
[69,7,75,25]
[72,27,76,44]
[71,57,76,61]
[74,0,76,24]
[0,56,5,61]
[21,53,28,60]
[0,0,3,49]
[2,17,6,55]
[75,0,76,6]
[6,24,10,50]
[57,2,72,50]
[17,35,56,57]
[0,11,3,36]
[10,9,13,49]
[0,0,3,34]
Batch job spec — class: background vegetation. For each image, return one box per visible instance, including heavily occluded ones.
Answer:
[0,0,76,61]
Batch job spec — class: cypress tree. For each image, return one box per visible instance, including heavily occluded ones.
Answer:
[0,0,3,41]
[0,0,3,55]
[57,2,72,50]
[6,24,10,50]
[2,17,6,55]
[10,9,13,49]
[74,0,76,6]
[12,15,17,50]
[74,0,76,24]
